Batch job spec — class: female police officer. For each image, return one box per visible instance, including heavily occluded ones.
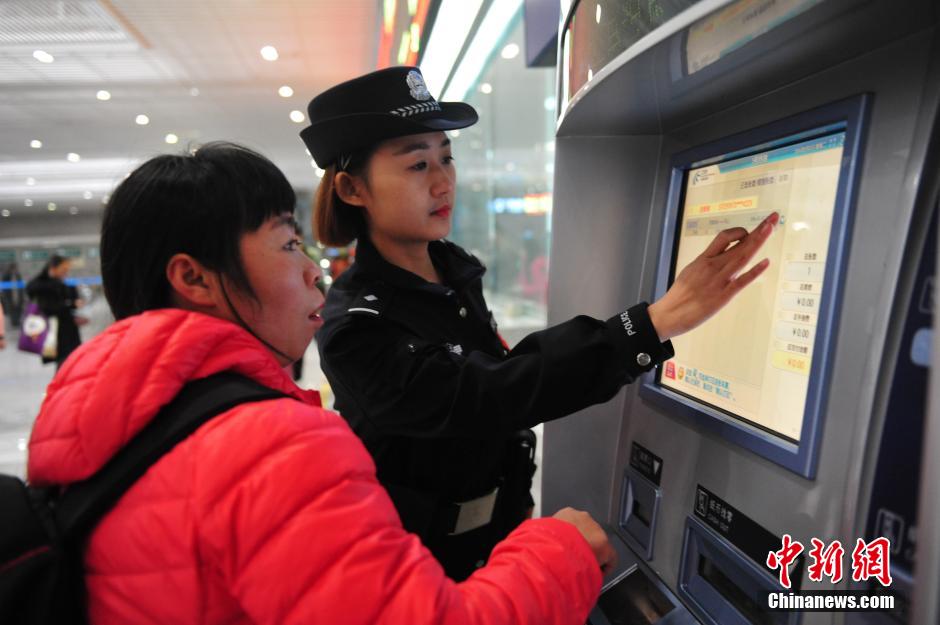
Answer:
[300,66,777,580]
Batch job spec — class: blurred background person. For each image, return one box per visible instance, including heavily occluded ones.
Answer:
[1,263,25,329]
[25,255,87,369]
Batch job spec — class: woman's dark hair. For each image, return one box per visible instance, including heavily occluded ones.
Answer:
[101,141,296,320]
[39,254,68,279]
[313,148,373,246]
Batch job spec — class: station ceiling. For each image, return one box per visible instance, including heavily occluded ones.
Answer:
[0,0,379,218]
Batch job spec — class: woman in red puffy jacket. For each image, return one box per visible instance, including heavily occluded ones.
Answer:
[26,142,614,625]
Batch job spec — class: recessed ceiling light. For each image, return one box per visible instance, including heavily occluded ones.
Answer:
[33,50,54,63]
[480,83,493,94]
[165,133,179,144]
[289,110,305,123]
[66,153,80,162]
[47,202,57,211]
[82,191,93,200]
[189,87,200,97]
[30,140,42,149]
[26,177,35,186]
[24,199,33,207]
[319,259,330,269]
[96,90,111,101]
[1,210,10,217]
[449,130,461,138]
[69,206,79,215]
[278,85,294,98]
[260,45,279,61]
[136,114,150,125]
[500,43,520,60]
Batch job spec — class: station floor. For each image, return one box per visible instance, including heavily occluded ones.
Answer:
[0,300,544,514]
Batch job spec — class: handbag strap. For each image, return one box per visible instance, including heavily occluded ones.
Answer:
[55,372,288,538]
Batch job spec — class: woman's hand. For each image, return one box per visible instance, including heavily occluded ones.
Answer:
[648,212,779,341]
[552,507,618,575]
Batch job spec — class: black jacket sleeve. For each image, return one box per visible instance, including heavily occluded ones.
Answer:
[320,302,673,439]
[26,277,70,318]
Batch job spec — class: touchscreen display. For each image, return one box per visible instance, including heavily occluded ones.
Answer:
[659,131,845,441]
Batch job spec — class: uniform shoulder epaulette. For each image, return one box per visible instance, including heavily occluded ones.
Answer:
[344,282,392,317]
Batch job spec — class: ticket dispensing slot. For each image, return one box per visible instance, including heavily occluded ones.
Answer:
[621,442,665,560]
[620,467,662,560]
[678,515,799,625]
[597,569,674,625]
[589,536,698,625]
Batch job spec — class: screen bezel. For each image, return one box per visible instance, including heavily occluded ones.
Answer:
[639,95,869,479]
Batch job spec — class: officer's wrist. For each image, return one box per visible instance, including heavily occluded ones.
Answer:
[647,301,670,342]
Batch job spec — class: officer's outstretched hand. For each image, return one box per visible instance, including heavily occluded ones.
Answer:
[648,212,779,341]
[552,507,617,575]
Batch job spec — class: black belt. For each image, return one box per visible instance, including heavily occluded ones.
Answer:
[387,430,537,539]
[439,486,500,535]
[386,482,503,537]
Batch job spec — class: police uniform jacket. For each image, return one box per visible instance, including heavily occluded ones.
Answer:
[316,236,674,578]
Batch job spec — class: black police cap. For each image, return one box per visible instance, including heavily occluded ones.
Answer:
[300,66,478,168]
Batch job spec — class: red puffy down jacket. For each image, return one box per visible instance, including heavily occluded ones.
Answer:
[28,309,601,624]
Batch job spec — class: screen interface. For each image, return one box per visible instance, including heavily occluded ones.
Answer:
[659,131,845,442]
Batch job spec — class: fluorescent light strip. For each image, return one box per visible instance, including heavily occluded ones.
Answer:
[419,0,484,96]
[443,0,523,102]
[0,179,118,199]
[0,158,139,199]
[0,158,138,178]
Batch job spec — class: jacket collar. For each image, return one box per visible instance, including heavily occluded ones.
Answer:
[28,309,320,486]
[353,236,484,293]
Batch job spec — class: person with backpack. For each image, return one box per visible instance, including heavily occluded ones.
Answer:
[15,142,612,625]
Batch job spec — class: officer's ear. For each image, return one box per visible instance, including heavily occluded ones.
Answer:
[334,172,368,208]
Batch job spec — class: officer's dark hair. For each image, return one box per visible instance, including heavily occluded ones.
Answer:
[313,148,373,247]
[100,141,296,320]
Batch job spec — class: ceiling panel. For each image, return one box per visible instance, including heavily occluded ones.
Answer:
[0,0,379,218]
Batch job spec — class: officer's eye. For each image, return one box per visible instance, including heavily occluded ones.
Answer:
[443,155,455,165]
[284,238,303,251]
[410,161,428,171]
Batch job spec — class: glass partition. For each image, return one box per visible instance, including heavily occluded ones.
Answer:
[450,14,557,342]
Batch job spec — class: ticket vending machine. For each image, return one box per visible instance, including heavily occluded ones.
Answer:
[542,1,940,623]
